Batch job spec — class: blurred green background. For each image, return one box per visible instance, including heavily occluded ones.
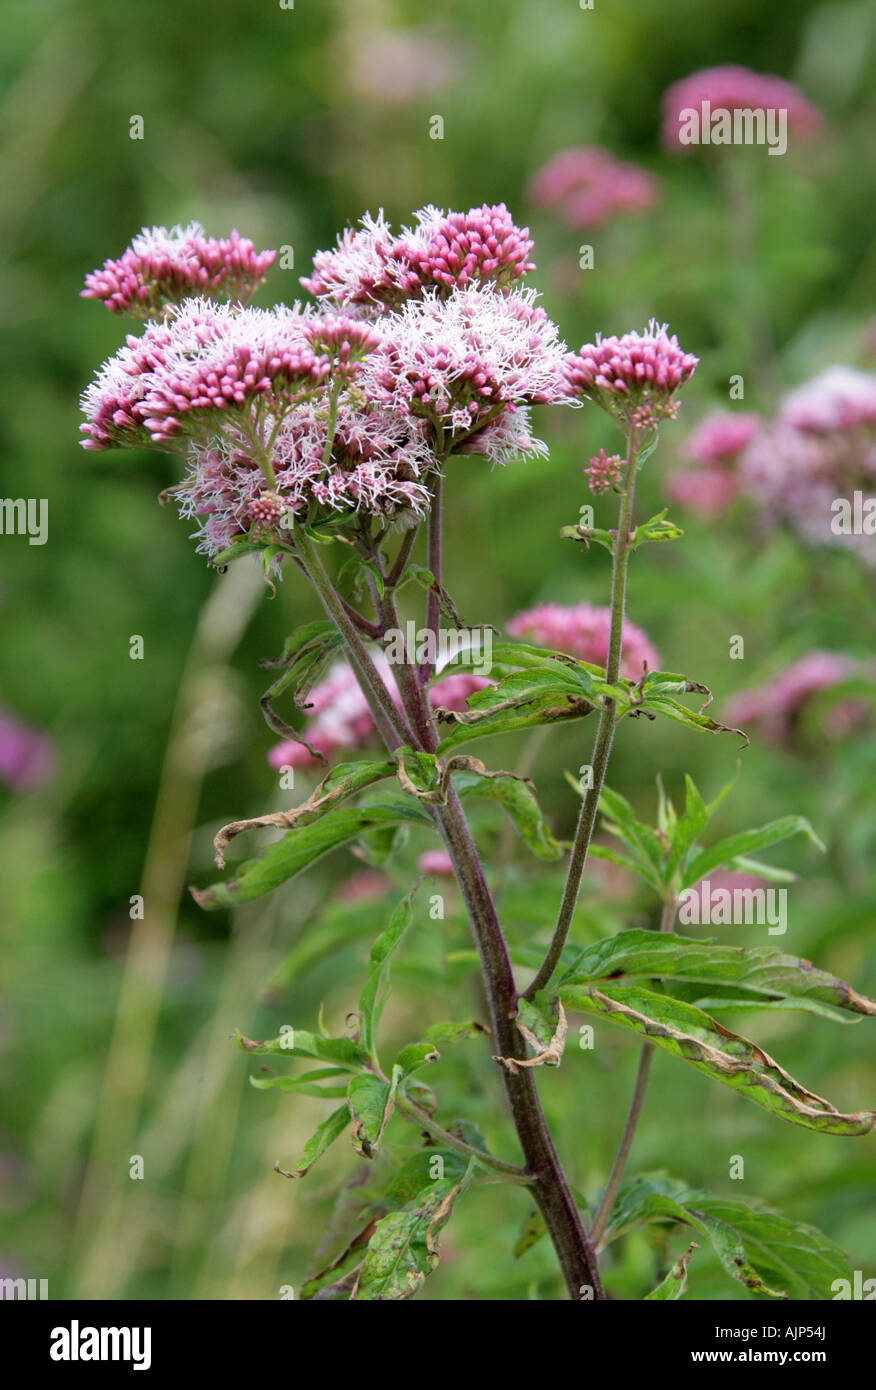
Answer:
[1,0,874,1300]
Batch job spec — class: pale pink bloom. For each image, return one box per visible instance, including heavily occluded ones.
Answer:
[738,374,876,563]
[507,602,660,681]
[301,204,534,309]
[0,710,56,791]
[725,652,863,746]
[529,147,658,227]
[364,284,566,460]
[82,223,275,318]
[661,66,821,152]
[779,367,876,435]
[685,411,759,465]
[80,299,328,449]
[564,320,698,430]
[350,30,462,106]
[584,448,622,494]
[664,467,738,518]
[417,849,454,876]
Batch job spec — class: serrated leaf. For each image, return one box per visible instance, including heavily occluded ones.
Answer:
[559,984,876,1135]
[348,1074,396,1158]
[455,770,564,861]
[351,1166,475,1300]
[193,797,432,909]
[556,928,876,1019]
[602,1172,853,1299]
[275,1104,350,1180]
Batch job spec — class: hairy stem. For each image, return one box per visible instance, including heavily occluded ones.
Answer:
[525,447,639,999]
[589,895,677,1247]
[420,468,444,681]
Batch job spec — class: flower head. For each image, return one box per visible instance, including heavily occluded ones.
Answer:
[507,602,659,680]
[364,284,567,460]
[685,411,760,465]
[529,147,658,227]
[81,223,276,319]
[301,204,534,310]
[584,448,623,494]
[564,320,698,431]
[661,66,821,152]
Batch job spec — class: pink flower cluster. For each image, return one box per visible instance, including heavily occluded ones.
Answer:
[664,410,759,518]
[178,399,433,559]
[80,299,330,449]
[564,321,698,431]
[737,367,876,562]
[81,223,276,318]
[584,448,623,494]
[362,285,568,463]
[507,602,660,681]
[661,66,822,151]
[301,204,535,309]
[267,658,491,769]
[725,652,870,748]
[528,147,658,228]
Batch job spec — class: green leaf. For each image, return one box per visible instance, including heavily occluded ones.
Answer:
[645,1241,697,1299]
[394,1043,440,1077]
[352,1167,475,1300]
[514,1208,547,1259]
[359,884,421,1065]
[348,1074,396,1158]
[681,816,825,890]
[249,1067,351,1099]
[193,796,432,909]
[631,509,684,548]
[275,1104,351,1180]
[236,1027,360,1068]
[557,928,876,1020]
[627,692,749,745]
[455,770,564,861]
[602,1173,854,1299]
[559,984,876,1135]
[422,1020,488,1046]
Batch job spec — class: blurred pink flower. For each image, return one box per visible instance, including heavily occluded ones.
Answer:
[664,467,738,518]
[350,30,462,106]
[335,869,392,904]
[267,660,490,769]
[529,147,658,227]
[0,710,56,791]
[724,651,867,747]
[685,411,760,465]
[661,66,821,152]
[507,602,660,680]
[417,849,454,876]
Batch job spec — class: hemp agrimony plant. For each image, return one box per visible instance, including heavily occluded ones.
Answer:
[81,209,875,1300]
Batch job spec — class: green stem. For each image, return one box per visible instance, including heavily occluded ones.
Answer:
[397,1094,535,1183]
[524,445,640,1000]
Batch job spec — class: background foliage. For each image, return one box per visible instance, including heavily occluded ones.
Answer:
[1,0,874,1299]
